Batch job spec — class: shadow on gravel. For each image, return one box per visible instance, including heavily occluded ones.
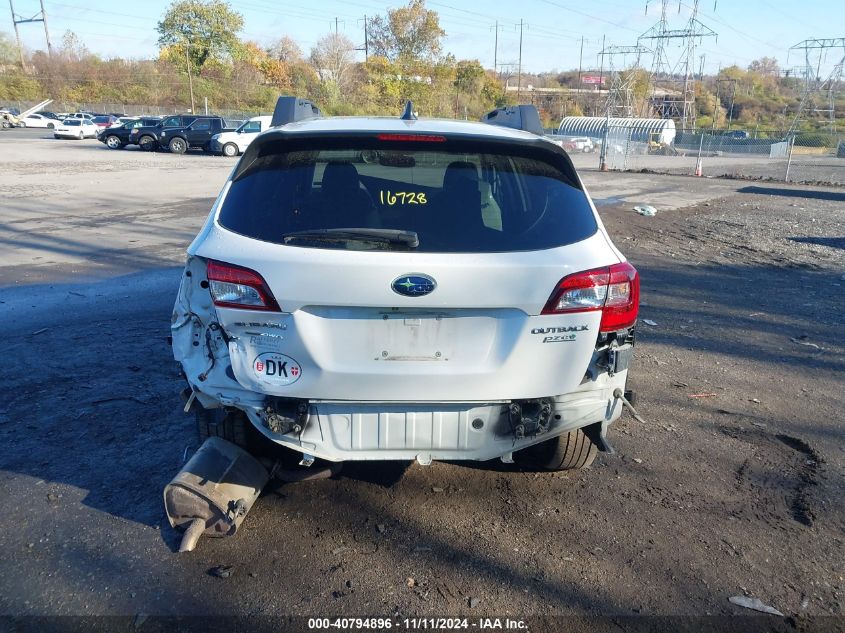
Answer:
[634,258,843,374]
[737,185,845,202]
[788,236,845,250]
[0,271,189,531]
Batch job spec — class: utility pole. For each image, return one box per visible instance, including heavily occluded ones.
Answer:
[8,0,26,69]
[516,19,524,100]
[8,0,54,68]
[598,34,605,89]
[184,42,195,114]
[39,0,52,57]
[577,36,584,86]
[493,20,499,75]
[335,17,338,35]
[356,15,368,60]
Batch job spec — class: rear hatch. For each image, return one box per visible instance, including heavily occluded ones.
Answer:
[195,132,629,402]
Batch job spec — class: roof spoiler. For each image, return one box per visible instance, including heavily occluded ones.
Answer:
[271,96,321,127]
[481,105,543,136]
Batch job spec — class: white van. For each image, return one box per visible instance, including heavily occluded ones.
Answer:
[210,115,273,156]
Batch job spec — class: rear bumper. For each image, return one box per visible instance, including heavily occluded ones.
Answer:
[208,139,223,155]
[247,374,625,464]
[231,369,628,463]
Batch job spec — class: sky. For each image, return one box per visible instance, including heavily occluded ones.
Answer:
[7,0,845,76]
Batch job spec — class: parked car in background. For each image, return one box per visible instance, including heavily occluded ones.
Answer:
[722,130,749,140]
[36,111,61,120]
[98,117,162,149]
[130,114,207,151]
[19,113,58,129]
[569,136,596,152]
[160,116,242,154]
[92,115,119,129]
[544,134,595,153]
[67,112,95,122]
[209,115,272,156]
[115,116,138,126]
[54,118,99,139]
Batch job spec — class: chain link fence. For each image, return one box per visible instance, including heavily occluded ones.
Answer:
[596,125,845,185]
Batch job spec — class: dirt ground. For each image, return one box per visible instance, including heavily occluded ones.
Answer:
[0,128,843,625]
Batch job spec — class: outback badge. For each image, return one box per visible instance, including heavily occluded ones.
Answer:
[391,274,436,297]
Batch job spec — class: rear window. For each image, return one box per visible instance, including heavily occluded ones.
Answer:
[218,138,597,253]
[63,120,81,126]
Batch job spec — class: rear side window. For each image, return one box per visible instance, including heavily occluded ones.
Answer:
[218,139,597,253]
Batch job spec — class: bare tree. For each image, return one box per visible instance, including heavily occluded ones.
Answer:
[268,36,302,63]
[310,33,356,87]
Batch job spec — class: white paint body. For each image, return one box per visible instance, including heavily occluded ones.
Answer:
[172,117,633,462]
[54,120,99,139]
[20,113,56,128]
[211,115,273,155]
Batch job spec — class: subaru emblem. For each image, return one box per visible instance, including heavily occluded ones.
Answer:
[391,274,436,297]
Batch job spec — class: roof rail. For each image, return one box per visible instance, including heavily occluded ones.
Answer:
[271,96,321,127]
[480,104,543,135]
[400,100,417,121]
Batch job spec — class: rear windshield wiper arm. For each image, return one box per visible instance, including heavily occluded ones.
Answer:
[282,228,419,248]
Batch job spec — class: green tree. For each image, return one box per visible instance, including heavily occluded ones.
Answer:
[156,0,244,70]
[368,0,445,63]
[748,57,779,77]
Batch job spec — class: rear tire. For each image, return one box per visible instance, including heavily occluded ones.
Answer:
[47,122,54,129]
[169,137,187,154]
[514,428,598,471]
[138,135,156,151]
[196,407,252,449]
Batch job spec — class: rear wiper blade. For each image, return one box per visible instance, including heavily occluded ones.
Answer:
[282,228,419,248]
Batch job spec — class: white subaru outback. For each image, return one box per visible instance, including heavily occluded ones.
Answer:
[172,99,639,471]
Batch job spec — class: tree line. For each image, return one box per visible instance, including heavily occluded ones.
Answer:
[0,0,840,133]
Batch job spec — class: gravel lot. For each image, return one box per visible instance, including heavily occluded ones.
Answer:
[0,128,843,625]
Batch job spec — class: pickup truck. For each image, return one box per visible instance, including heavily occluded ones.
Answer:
[160,117,242,154]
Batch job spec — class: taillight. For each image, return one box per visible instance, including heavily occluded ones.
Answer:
[541,262,639,332]
[206,260,281,311]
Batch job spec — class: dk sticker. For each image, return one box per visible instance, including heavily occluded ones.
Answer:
[252,352,302,386]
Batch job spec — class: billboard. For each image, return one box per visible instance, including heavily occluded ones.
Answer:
[582,75,605,85]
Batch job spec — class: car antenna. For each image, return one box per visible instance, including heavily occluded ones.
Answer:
[400,101,417,121]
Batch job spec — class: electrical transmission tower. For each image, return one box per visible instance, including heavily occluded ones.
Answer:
[8,0,54,68]
[638,0,716,129]
[787,38,845,134]
[600,45,652,118]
